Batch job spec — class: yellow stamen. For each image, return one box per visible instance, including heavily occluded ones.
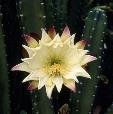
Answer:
[49,63,61,76]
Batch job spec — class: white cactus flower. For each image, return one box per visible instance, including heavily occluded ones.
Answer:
[12,26,97,98]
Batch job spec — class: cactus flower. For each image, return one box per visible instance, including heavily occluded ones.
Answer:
[12,26,97,98]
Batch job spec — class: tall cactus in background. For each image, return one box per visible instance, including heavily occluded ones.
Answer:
[16,1,54,114]
[0,10,10,114]
[16,0,45,34]
[44,0,68,32]
[70,8,107,114]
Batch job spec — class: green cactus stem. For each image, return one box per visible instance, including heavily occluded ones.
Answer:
[17,0,45,34]
[16,1,55,114]
[0,13,10,114]
[70,7,107,114]
[32,88,55,114]
[44,0,68,32]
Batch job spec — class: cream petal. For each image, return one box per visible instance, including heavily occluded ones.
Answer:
[63,34,75,46]
[11,62,31,73]
[50,43,67,58]
[53,34,62,43]
[22,71,39,82]
[63,71,79,83]
[22,45,34,57]
[50,34,63,48]
[45,84,55,99]
[51,45,65,57]
[74,40,86,49]
[22,46,51,69]
[61,26,71,42]
[80,55,97,66]
[38,73,49,89]
[65,49,89,66]
[23,69,49,83]
[69,34,75,45]
[52,76,63,92]
[71,64,91,78]
[21,55,42,69]
[24,34,39,48]
[64,79,76,92]
[40,28,52,45]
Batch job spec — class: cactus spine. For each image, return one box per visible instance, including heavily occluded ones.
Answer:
[70,8,107,114]
[0,12,10,114]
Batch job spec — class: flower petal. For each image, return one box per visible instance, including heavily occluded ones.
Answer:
[38,73,49,89]
[22,46,51,69]
[48,26,56,39]
[71,64,91,78]
[65,49,89,66]
[64,34,75,46]
[11,62,31,73]
[69,34,75,45]
[22,45,34,57]
[45,84,55,99]
[40,28,52,45]
[49,34,63,48]
[52,76,63,92]
[61,26,71,42]
[63,71,79,83]
[75,40,86,49]
[80,55,97,66]
[64,79,76,92]
[22,71,39,82]
[23,34,39,48]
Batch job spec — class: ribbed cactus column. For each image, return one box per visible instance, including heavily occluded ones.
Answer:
[16,1,54,114]
[70,8,107,114]
[17,0,45,34]
[32,88,55,114]
[0,9,10,114]
[44,0,68,32]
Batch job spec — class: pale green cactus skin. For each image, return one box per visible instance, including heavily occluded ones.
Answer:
[70,8,107,114]
[0,15,10,114]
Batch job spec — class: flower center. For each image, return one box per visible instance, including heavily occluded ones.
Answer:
[49,63,61,76]
[49,57,62,66]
